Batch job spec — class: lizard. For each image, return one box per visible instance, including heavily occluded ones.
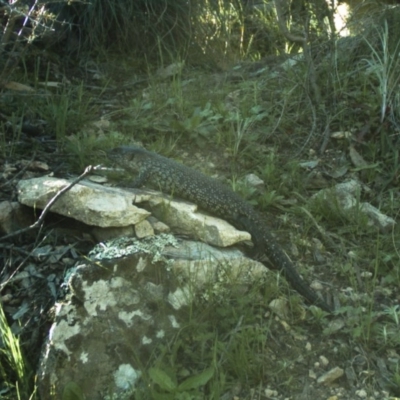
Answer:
[107,145,333,312]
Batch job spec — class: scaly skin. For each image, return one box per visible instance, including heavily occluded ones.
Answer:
[108,145,333,312]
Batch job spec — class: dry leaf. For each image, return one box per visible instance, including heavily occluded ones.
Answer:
[4,81,35,92]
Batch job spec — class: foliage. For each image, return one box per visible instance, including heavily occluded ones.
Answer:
[47,0,191,58]
[131,274,286,399]
[16,0,314,65]
[0,1,59,82]
[40,82,96,144]
[62,382,85,400]
[2,1,400,398]
[148,366,214,399]
[0,303,35,399]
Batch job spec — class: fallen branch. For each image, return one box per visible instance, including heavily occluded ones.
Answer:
[0,165,96,242]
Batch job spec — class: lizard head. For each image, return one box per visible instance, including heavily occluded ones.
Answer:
[107,146,148,171]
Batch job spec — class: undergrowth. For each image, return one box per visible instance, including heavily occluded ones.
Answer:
[1,0,400,398]
[0,303,35,399]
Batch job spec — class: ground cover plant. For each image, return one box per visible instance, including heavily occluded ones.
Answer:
[0,0,400,399]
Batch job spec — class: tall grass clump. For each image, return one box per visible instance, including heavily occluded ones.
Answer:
[0,303,35,400]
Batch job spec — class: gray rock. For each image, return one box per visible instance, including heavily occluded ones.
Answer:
[37,238,265,400]
[0,201,32,234]
[311,180,395,232]
[17,177,150,227]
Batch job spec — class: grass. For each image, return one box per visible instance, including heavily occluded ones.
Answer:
[362,21,400,124]
[1,1,400,398]
[108,256,324,399]
[0,303,35,400]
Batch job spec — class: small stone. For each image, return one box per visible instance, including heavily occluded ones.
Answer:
[355,389,367,398]
[156,62,184,79]
[244,173,264,189]
[317,366,344,385]
[310,281,323,290]
[331,130,352,139]
[319,355,329,367]
[147,216,170,233]
[309,369,317,379]
[299,160,319,169]
[135,219,154,238]
[305,342,312,351]
[20,160,49,171]
[360,271,373,278]
[279,320,291,331]
[264,388,278,397]
[92,119,110,130]
[88,175,108,183]
[348,250,357,259]
[92,226,135,242]
[360,202,396,232]
[325,318,345,334]
[269,298,288,319]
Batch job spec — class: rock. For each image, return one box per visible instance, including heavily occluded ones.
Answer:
[37,253,180,399]
[19,159,49,171]
[87,174,108,183]
[91,225,136,242]
[360,202,395,232]
[311,179,361,210]
[134,219,154,238]
[243,173,264,189]
[0,201,33,234]
[311,180,395,232]
[17,176,269,399]
[264,388,278,397]
[37,237,265,400]
[141,188,251,247]
[268,298,288,318]
[17,177,150,227]
[156,62,184,79]
[355,389,367,398]
[165,239,266,285]
[317,366,344,385]
[147,216,170,233]
[17,178,250,247]
[311,280,324,291]
[319,355,329,367]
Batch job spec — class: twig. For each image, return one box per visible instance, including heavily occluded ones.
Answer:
[0,165,96,242]
[299,206,336,249]
[293,94,317,157]
[0,232,53,291]
[0,151,37,189]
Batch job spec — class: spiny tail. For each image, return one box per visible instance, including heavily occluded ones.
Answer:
[240,218,333,312]
[256,247,332,312]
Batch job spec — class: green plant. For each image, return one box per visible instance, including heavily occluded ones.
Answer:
[62,382,85,400]
[0,113,23,158]
[0,1,57,82]
[363,21,400,124]
[170,102,223,144]
[65,130,126,171]
[0,303,34,399]
[41,83,96,145]
[228,175,258,204]
[225,105,268,158]
[148,366,214,400]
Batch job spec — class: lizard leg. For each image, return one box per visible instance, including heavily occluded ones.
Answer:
[126,170,151,188]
